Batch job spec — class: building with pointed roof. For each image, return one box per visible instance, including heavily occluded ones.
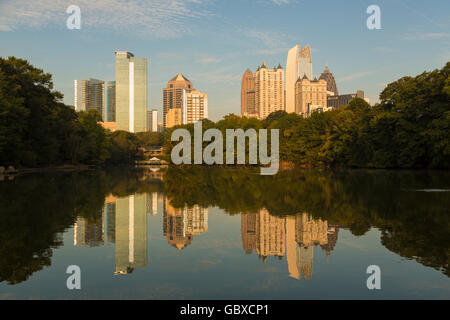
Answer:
[163,73,193,128]
[241,69,256,116]
[295,76,327,116]
[255,62,285,119]
[319,65,339,96]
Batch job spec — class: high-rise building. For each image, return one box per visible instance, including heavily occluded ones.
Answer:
[285,44,301,113]
[295,76,327,116]
[104,81,116,122]
[299,45,313,80]
[147,109,158,132]
[165,107,182,128]
[74,78,104,116]
[319,65,338,96]
[241,69,256,116]
[255,61,284,119]
[183,90,208,124]
[163,74,193,128]
[115,51,148,133]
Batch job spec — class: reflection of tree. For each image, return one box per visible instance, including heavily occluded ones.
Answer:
[164,167,450,277]
[0,168,162,285]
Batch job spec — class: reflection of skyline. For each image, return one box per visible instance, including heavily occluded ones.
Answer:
[241,210,339,280]
[74,191,163,274]
[163,197,209,250]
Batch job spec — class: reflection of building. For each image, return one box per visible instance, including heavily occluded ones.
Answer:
[241,213,257,254]
[256,209,285,261]
[103,195,117,244]
[146,192,158,215]
[163,197,208,250]
[74,217,104,247]
[241,211,339,280]
[114,194,148,274]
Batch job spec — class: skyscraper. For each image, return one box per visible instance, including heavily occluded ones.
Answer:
[163,74,193,128]
[147,109,158,132]
[104,81,116,122]
[241,69,256,116]
[255,62,284,119]
[115,51,148,133]
[299,45,313,80]
[182,89,208,124]
[319,65,338,96]
[74,78,104,116]
[285,44,300,113]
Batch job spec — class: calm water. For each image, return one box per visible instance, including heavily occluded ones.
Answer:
[0,167,449,299]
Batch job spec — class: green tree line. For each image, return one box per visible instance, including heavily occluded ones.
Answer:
[164,62,450,169]
[0,56,163,168]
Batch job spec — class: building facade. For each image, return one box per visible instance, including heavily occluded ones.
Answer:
[182,90,208,124]
[241,69,256,116]
[295,76,327,116]
[103,81,116,122]
[319,65,338,96]
[115,51,148,133]
[74,78,104,116]
[286,44,301,114]
[327,90,366,109]
[255,62,285,119]
[299,45,313,80]
[147,109,158,132]
[165,107,182,128]
[163,74,193,128]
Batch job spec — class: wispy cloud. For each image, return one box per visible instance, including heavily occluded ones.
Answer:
[252,48,289,55]
[270,0,296,5]
[339,71,373,82]
[404,33,450,41]
[196,56,221,64]
[245,29,290,48]
[0,0,212,38]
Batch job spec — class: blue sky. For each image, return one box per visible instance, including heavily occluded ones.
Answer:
[0,0,449,121]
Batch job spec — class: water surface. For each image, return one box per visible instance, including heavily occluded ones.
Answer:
[0,167,449,299]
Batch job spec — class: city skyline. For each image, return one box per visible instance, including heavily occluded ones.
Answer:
[1,0,448,121]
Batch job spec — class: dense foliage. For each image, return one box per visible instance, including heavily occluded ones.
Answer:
[164,62,450,169]
[0,57,162,168]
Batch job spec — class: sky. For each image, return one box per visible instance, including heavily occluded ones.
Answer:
[0,0,449,121]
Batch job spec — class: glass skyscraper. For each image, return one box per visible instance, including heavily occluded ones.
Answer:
[115,51,148,133]
[103,81,116,122]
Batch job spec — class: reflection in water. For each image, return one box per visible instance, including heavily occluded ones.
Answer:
[242,211,339,280]
[0,167,448,296]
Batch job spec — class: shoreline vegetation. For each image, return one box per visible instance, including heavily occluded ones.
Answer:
[1,56,449,171]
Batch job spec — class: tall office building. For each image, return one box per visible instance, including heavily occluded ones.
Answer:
[163,74,193,128]
[104,81,116,122]
[147,109,158,132]
[319,65,338,96]
[295,76,327,116]
[241,69,256,116]
[299,45,313,80]
[182,90,208,124]
[255,62,285,119]
[74,78,104,116]
[285,44,301,113]
[115,51,148,133]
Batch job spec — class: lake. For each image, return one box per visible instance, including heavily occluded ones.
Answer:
[0,167,449,299]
